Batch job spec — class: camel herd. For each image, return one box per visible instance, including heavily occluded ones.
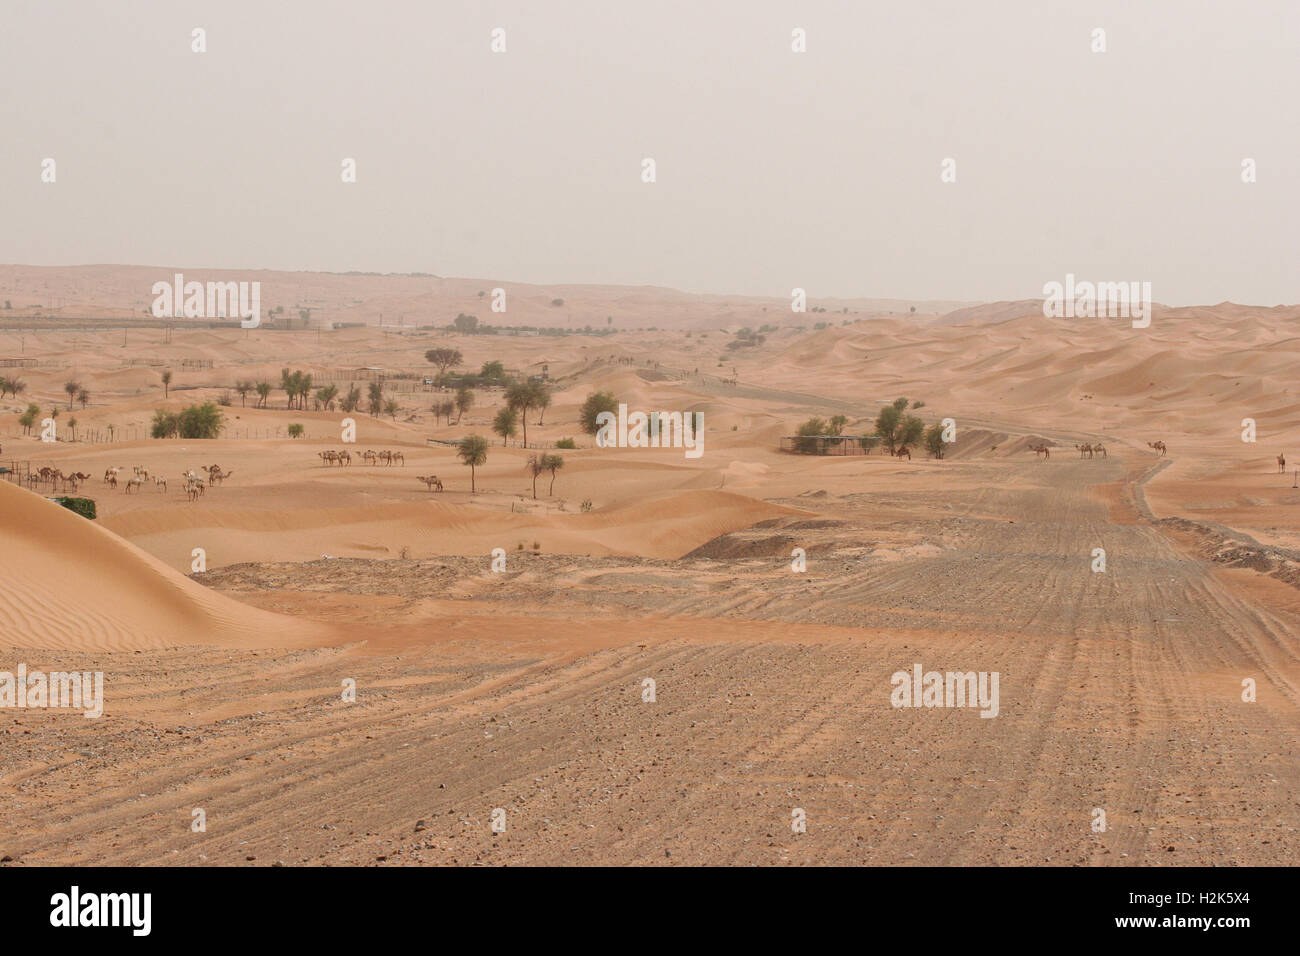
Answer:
[26,467,93,492]
[1025,440,1169,460]
[319,449,405,467]
[100,463,229,500]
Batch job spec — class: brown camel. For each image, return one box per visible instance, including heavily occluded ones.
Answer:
[1075,443,1093,459]
[1278,453,1286,474]
[1147,441,1167,456]
[416,475,444,492]
[1028,443,1050,460]
[1092,443,1107,458]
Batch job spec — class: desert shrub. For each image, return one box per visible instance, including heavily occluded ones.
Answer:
[288,423,304,438]
[54,496,96,520]
[556,437,577,449]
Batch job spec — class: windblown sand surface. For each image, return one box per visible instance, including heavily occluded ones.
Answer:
[0,274,1296,865]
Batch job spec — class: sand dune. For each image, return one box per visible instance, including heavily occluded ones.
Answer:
[0,479,328,650]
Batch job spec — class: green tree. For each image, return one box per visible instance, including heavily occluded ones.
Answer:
[255,381,272,408]
[492,406,518,445]
[453,313,479,335]
[480,359,505,380]
[161,370,173,397]
[288,423,305,439]
[896,415,925,454]
[18,403,39,436]
[542,453,564,495]
[367,382,384,417]
[454,387,474,423]
[150,409,179,438]
[526,453,545,498]
[875,403,903,454]
[341,385,362,413]
[457,434,489,493]
[506,381,546,445]
[579,390,619,435]
[384,398,400,420]
[923,422,947,459]
[235,379,253,407]
[795,417,829,454]
[424,348,463,377]
[177,402,224,439]
[64,380,81,409]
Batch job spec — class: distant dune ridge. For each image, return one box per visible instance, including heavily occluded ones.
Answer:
[0,479,327,650]
[0,264,974,330]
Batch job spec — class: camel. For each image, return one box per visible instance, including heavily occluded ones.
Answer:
[1147,441,1167,456]
[106,473,117,489]
[361,449,379,465]
[1028,443,1050,460]
[1278,453,1286,474]
[153,476,168,492]
[389,451,404,466]
[124,476,146,494]
[337,450,352,466]
[103,466,121,483]
[416,475,444,492]
[319,450,338,466]
[893,446,911,460]
[186,479,206,501]
[1092,443,1107,459]
[1075,443,1093,459]
[209,469,232,486]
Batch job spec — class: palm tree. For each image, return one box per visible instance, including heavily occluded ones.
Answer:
[77,388,89,409]
[161,370,173,397]
[542,453,564,495]
[64,380,80,409]
[67,416,78,441]
[457,434,489,493]
[492,406,518,445]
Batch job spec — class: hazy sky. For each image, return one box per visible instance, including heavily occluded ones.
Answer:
[1,0,1296,305]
